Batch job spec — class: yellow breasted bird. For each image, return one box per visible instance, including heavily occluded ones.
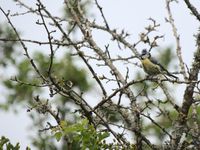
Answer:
[140,49,178,79]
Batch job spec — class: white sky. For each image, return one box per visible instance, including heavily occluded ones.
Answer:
[0,0,200,149]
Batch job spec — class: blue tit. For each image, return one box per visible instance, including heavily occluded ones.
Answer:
[140,49,177,79]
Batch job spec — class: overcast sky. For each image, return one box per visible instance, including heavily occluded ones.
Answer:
[0,0,200,149]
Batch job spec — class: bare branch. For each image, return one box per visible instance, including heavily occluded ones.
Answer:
[170,32,200,149]
[37,2,54,75]
[165,0,188,80]
[184,0,200,22]
[94,0,110,29]
[0,6,47,83]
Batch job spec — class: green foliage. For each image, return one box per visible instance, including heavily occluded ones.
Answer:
[21,52,91,150]
[0,51,91,111]
[188,105,200,124]
[0,24,38,110]
[2,59,40,107]
[31,134,57,150]
[52,119,110,150]
[158,47,176,68]
[0,136,30,150]
[0,22,91,148]
[54,132,62,142]
[0,3,93,150]
[34,52,90,92]
[0,24,18,66]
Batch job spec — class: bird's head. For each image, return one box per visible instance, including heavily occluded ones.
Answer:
[140,49,151,60]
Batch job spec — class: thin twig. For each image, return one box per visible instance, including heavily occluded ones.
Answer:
[37,2,54,75]
[94,0,110,29]
[0,7,47,83]
[184,0,200,22]
[165,0,187,80]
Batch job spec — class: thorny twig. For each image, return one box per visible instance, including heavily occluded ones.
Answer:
[166,0,188,80]
[184,0,200,22]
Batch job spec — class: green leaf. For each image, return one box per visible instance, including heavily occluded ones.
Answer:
[54,132,63,142]
[99,132,110,141]
[26,146,31,150]
[0,136,9,147]
[0,136,22,150]
[60,120,68,129]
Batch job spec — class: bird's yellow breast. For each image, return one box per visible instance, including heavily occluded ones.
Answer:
[141,58,161,75]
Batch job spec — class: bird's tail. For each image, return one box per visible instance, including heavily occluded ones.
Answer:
[166,71,178,79]
[159,64,178,79]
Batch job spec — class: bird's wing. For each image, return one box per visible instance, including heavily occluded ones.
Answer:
[150,57,177,79]
[150,57,169,73]
[149,57,159,65]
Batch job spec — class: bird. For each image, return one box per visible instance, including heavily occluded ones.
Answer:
[140,49,178,79]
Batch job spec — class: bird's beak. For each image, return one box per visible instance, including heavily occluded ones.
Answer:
[139,53,144,59]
